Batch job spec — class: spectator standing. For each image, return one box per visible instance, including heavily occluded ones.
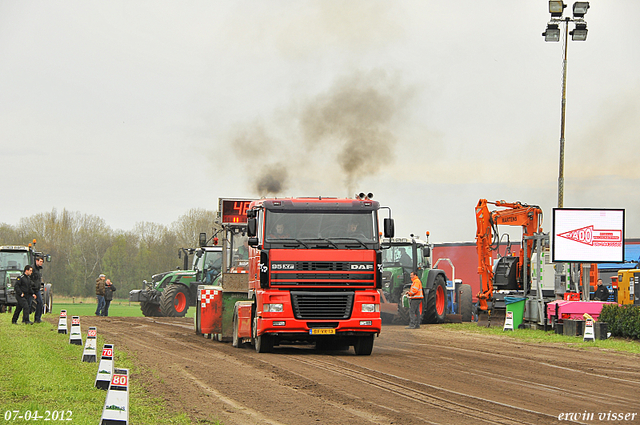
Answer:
[95,274,106,316]
[31,256,44,323]
[406,271,424,329]
[593,278,610,301]
[12,265,35,324]
[102,279,117,317]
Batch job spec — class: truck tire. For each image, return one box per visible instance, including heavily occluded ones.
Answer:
[395,305,410,325]
[41,284,52,314]
[160,285,189,317]
[458,284,473,322]
[253,316,273,353]
[354,334,374,355]
[255,333,273,353]
[141,301,162,317]
[422,274,447,324]
[393,288,411,325]
[232,311,241,348]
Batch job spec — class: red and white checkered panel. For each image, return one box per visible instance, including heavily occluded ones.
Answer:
[200,289,218,309]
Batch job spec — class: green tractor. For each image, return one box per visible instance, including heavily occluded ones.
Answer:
[380,235,472,324]
[130,245,223,317]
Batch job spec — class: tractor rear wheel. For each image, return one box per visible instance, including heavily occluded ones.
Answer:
[423,274,447,324]
[160,285,189,317]
[141,301,162,317]
[458,284,473,322]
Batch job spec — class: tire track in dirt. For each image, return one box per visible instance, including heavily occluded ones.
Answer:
[70,316,640,425]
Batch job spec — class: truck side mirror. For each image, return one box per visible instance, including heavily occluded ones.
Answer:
[248,237,259,246]
[199,233,207,247]
[424,247,431,257]
[247,218,257,237]
[384,218,395,238]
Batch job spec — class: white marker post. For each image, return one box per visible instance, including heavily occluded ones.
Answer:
[100,368,129,425]
[82,327,98,362]
[57,310,68,334]
[95,344,114,390]
[69,316,82,345]
[503,311,514,331]
[583,319,595,342]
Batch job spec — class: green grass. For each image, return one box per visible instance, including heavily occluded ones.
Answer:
[442,322,640,354]
[0,314,214,424]
[50,298,195,319]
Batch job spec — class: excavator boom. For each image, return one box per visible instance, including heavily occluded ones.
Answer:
[475,199,543,312]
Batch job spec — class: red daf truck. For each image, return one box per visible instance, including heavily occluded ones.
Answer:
[231,195,395,355]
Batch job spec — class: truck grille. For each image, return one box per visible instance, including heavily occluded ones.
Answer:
[271,261,375,286]
[272,273,374,281]
[290,291,354,320]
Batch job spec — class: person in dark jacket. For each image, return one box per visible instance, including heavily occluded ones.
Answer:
[31,256,44,323]
[12,265,36,324]
[593,279,610,301]
[102,279,116,317]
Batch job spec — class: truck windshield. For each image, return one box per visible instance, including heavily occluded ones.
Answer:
[265,211,377,247]
[0,251,29,271]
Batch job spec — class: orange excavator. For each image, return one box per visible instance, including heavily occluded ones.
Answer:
[475,199,544,318]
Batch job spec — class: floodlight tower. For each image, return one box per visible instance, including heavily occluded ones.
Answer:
[542,1,590,209]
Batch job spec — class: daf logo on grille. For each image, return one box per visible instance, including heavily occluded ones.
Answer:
[351,264,374,270]
[273,263,295,270]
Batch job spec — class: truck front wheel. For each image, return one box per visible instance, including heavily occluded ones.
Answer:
[160,284,189,317]
[253,316,273,353]
[354,334,374,356]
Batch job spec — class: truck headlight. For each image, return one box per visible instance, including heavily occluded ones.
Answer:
[264,303,283,312]
[361,303,379,313]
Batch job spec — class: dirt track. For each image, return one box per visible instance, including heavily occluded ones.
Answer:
[58,316,640,425]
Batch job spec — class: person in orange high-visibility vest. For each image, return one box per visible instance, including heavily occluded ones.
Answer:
[406,271,424,329]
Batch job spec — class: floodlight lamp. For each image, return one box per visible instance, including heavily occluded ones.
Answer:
[549,1,566,17]
[543,24,561,42]
[570,23,588,41]
[572,2,589,18]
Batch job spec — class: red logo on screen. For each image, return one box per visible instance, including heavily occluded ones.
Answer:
[558,226,622,247]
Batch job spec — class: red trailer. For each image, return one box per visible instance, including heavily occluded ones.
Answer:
[433,242,504,304]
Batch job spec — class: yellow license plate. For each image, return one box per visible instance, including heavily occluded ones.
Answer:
[310,328,335,335]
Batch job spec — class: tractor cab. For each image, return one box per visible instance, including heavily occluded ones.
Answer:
[381,237,431,304]
[193,247,223,285]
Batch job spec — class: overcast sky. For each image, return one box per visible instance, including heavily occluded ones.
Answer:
[1,1,639,243]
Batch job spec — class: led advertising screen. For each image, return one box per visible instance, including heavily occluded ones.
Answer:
[552,208,625,263]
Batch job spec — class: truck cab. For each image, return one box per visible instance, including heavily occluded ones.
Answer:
[238,196,394,355]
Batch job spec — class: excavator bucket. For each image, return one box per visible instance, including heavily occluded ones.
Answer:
[477,306,506,328]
